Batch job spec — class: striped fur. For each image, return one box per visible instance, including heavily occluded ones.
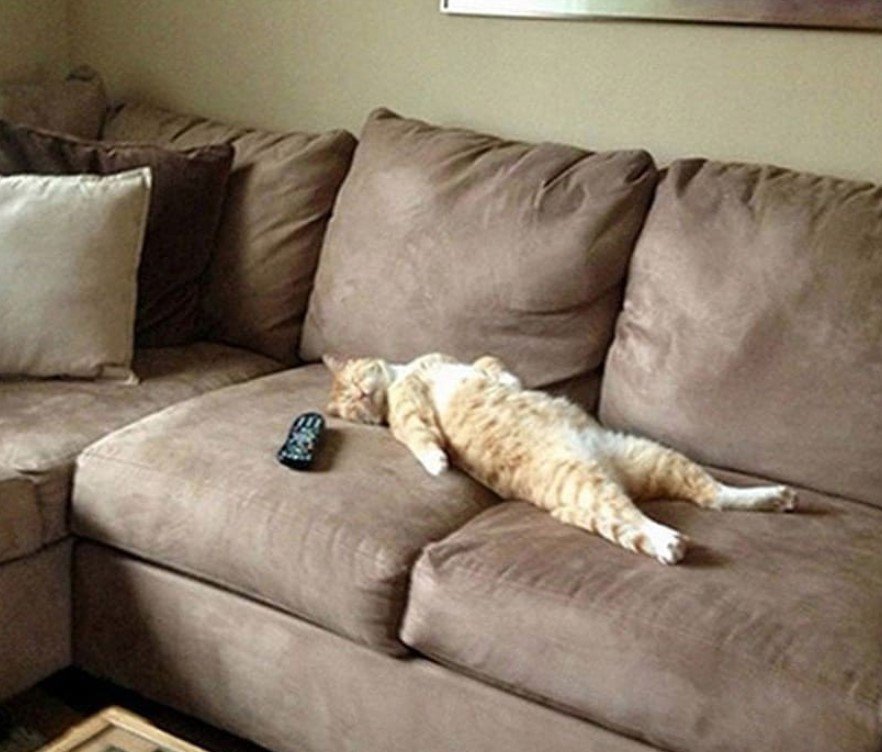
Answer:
[325,353,796,565]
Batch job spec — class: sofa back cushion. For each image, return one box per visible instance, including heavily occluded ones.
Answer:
[300,108,658,394]
[104,103,357,364]
[600,159,882,506]
[0,66,107,140]
[0,120,233,347]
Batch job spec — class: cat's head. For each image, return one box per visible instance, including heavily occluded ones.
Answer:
[323,355,393,425]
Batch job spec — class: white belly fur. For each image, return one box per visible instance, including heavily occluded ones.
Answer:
[429,364,479,414]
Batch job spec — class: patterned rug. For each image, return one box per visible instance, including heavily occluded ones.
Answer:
[0,707,45,752]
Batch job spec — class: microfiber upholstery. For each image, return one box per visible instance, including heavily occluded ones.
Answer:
[601,159,882,507]
[0,343,282,546]
[300,108,658,402]
[0,66,107,139]
[0,469,40,564]
[0,542,71,701]
[74,542,662,752]
[402,471,882,752]
[72,365,498,656]
[104,103,357,364]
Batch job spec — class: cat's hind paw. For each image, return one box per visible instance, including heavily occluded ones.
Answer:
[713,483,797,512]
[418,448,449,477]
[772,485,797,512]
[744,484,797,512]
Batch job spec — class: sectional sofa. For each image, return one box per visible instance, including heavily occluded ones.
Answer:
[1,93,881,752]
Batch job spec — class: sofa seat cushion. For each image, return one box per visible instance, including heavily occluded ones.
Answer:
[72,365,498,656]
[0,469,40,564]
[401,473,882,752]
[0,343,281,546]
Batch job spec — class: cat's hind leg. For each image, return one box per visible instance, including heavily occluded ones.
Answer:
[610,435,796,512]
[549,465,688,565]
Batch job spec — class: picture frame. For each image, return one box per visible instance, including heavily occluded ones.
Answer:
[440,0,882,31]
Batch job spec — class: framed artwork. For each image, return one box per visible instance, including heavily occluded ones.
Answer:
[440,0,882,31]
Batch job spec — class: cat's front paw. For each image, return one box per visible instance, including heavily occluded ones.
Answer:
[418,448,449,477]
[646,524,688,565]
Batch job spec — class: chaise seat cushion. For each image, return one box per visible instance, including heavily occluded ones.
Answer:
[72,365,498,656]
[0,343,281,548]
[402,472,882,752]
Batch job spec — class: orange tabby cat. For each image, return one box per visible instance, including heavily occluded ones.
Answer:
[324,352,796,564]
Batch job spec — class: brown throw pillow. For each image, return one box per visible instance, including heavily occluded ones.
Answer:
[0,120,234,347]
[0,66,107,139]
[103,102,358,364]
[600,159,882,507]
[300,108,658,396]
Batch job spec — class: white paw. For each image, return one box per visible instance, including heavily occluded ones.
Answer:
[714,483,797,512]
[770,485,797,512]
[646,523,688,565]
[418,449,449,477]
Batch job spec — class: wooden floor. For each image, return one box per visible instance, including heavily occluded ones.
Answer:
[2,669,268,752]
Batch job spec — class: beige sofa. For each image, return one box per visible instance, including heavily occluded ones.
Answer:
[2,102,881,752]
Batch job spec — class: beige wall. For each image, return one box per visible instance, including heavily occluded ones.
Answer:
[70,0,882,181]
[0,0,69,81]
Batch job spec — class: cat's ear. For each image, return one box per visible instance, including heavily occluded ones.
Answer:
[322,354,348,374]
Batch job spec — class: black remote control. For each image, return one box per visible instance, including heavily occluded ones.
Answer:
[277,412,325,470]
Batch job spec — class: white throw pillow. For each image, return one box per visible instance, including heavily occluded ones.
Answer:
[0,168,152,381]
